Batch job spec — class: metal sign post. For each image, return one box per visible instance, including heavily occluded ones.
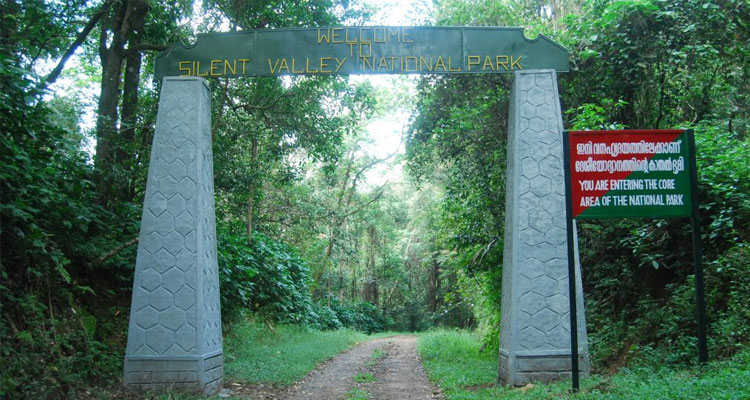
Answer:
[687,130,708,364]
[562,129,707,392]
[561,132,580,392]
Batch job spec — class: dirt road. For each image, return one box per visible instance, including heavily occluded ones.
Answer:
[223,335,444,400]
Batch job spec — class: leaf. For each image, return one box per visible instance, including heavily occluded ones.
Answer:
[57,264,72,283]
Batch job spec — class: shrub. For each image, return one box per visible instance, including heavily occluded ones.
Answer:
[218,226,315,324]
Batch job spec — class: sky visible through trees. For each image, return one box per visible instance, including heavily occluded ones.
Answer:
[2,0,749,397]
[42,0,430,183]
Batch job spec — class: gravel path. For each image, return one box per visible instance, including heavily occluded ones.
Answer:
[222,335,444,400]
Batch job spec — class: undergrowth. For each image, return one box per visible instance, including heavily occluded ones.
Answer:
[418,329,750,400]
[223,317,371,385]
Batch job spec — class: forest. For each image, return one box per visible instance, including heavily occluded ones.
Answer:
[1,0,749,398]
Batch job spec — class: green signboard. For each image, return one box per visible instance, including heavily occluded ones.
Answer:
[154,27,569,80]
[562,128,707,370]
[566,130,693,219]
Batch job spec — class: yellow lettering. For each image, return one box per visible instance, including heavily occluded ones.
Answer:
[389,56,398,70]
[359,27,372,44]
[334,57,347,73]
[402,27,413,43]
[378,57,389,71]
[305,58,318,73]
[345,28,357,44]
[388,27,400,41]
[268,59,279,73]
[405,56,417,72]
[362,56,374,72]
[279,58,289,73]
[483,55,494,71]
[194,61,208,77]
[359,42,372,58]
[210,59,222,76]
[224,59,237,75]
[320,57,332,73]
[496,55,509,71]
[332,28,343,43]
[292,58,304,73]
[238,59,250,74]
[347,43,356,57]
[448,56,460,72]
[317,28,331,44]
[467,55,480,71]
[374,27,386,43]
[435,56,446,71]
[419,56,433,72]
[179,61,191,76]
[511,55,523,70]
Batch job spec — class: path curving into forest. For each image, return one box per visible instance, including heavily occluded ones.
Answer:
[223,335,444,399]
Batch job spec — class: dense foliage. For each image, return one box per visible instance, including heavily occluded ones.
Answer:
[419,329,750,400]
[407,0,750,370]
[1,0,749,397]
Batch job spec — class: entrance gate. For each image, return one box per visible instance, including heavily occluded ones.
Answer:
[123,27,589,394]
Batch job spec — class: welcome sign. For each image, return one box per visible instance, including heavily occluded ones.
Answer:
[566,130,693,219]
[154,27,569,79]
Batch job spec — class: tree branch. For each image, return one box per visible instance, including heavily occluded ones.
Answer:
[212,78,230,140]
[96,236,139,265]
[41,0,114,88]
[124,43,169,56]
[240,93,292,111]
[340,183,387,219]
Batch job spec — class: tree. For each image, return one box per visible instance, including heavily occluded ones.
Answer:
[94,0,193,205]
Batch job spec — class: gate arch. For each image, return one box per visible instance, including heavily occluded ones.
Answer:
[123,26,588,394]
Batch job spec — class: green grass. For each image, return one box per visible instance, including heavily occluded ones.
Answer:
[366,348,386,367]
[121,321,396,399]
[418,329,750,400]
[345,387,371,400]
[223,318,373,385]
[355,372,376,383]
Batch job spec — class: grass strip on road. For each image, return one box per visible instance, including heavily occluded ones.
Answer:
[224,318,371,385]
[224,318,403,386]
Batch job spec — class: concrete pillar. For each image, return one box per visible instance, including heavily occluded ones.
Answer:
[499,70,590,386]
[123,77,222,394]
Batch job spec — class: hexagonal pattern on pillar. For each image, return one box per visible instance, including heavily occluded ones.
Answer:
[125,78,220,365]
[500,70,589,385]
[519,292,545,315]
[507,70,581,351]
[135,306,159,329]
[160,307,186,331]
[519,326,546,350]
[531,308,559,333]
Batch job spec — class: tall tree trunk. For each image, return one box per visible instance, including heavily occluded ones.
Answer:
[95,0,149,204]
[246,135,259,244]
[351,265,357,300]
[338,262,345,300]
[325,149,355,259]
[428,260,440,313]
[118,1,147,202]
[95,39,124,184]
[118,48,142,202]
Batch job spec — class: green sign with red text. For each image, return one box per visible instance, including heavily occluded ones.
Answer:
[567,130,693,219]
